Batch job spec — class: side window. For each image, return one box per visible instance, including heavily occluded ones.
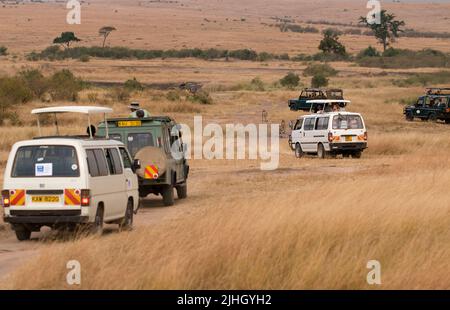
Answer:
[86,149,108,177]
[119,147,133,169]
[94,149,109,177]
[304,118,315,131]
[86,150,99,177]
[316,117,329,130]
[105,149,115,175]
[294,119,303,130]
[163,128,171,154]
[110,148,123,175]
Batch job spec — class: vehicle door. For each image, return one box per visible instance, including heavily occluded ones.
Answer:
[301,117,316,152]
[119,146,138,209]
[163,125,182,184]
[104,147,128,218]
[314,116,330,151]
[85,148,119,220]
[291,118,304,145]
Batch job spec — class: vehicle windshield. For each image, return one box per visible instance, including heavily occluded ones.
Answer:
[12,145,79,178]
[332,115,363,130]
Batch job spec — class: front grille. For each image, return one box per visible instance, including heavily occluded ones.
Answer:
[10,210,81,217]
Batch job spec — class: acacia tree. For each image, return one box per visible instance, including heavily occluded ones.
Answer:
[318,29,346,56]
[359,10,405,52]
[99,26,116,48]
[53,32,81,49]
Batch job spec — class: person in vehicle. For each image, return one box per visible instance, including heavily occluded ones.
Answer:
[86,125,96,137]
[129,102,151,118]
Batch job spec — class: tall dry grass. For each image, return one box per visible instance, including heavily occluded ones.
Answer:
[3,165,450,289]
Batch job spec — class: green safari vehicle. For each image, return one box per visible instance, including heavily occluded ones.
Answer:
[97,117,189,206]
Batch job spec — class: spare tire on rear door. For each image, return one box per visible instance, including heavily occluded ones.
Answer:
[134,146,167,179]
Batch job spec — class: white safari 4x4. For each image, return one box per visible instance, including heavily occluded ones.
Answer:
[291,110,368,159]
[1,107,140,241]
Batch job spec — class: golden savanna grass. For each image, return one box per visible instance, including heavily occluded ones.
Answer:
[4,157,450,289]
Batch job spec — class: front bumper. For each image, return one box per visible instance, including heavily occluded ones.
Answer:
[330,142,367,151]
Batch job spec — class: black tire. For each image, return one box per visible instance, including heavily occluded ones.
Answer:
[343,153,350,158]
[14,226,31,241]
[91,206,104,235]
[295,143,304,158]
[446,119,450,124]
[119,200,134,231]
[405,113,414,121]
[176,183,187,199]
[288,137,295,151]
[317,143,327,159]
[429,113,437,122]
[162,184,175,206]
[351,151,362,159]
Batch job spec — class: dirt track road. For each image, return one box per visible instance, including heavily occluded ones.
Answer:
[0,196,192,281]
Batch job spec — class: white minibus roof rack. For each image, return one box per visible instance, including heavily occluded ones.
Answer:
[31,106,113,139]
[306,100,351,114]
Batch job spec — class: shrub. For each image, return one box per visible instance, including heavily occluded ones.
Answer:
[303,63,338,77]
[392,71,450,87]
[166,90,181,101]
[280,72,300,89]
[357,49,450,69]
[18,69,49,98]
[188,90,213,105]
[357,46,380,58]
[257,52,274,62]
[319,28,347,56]
[311,74,329,88]
[228,49,258,61]
[250,77,266,91]
[124,77,144,91]
[0,46,7,56]
[0,77,33,117]
[80,55,90,62]
[48,69,83,101]
[108,87,131,102]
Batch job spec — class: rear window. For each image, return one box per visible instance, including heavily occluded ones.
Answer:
[332,115,364,130]
[12,145,79,178]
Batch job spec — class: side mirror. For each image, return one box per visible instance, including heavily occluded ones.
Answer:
[133,159,141,171]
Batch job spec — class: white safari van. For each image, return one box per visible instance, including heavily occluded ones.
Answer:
[291,102,368,158]
[1,107,140,241]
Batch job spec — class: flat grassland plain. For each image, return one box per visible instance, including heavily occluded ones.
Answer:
[0,0,449,289]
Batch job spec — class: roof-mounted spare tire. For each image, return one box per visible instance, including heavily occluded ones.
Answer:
[134,146,167,179]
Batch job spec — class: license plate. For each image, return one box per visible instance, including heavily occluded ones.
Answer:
[345,136,353,142]
[117,120,142,127]
[31,196,60,203]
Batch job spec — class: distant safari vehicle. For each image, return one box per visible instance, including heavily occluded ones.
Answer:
[1,107,140,241]
[97,116,189,207]
[290,101,368,159]
[288,88,344,112]
[404,88,450,123]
